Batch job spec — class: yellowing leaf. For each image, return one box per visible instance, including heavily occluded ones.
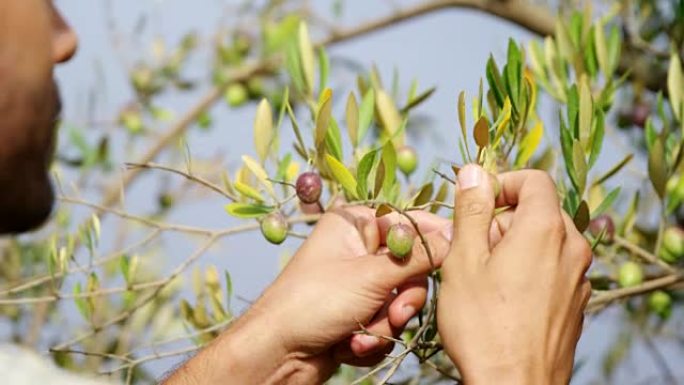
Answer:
[298,22,315,94]
[285,162,300,182]
[376,89,403,146]
[234,181,264,202]
[324,154,358,199]
[241,155,275,197]
[594,23,609,76]
[515,120,544,167]
[253,99,273,163]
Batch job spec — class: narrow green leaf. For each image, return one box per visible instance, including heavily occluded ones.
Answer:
[73,282,90,320]
[315,89,333,152]
[412,183,434,207]
[573,200,590,233]
[588,109,605,168]
[358,89,375,144]
[242,155,275,197]
[318,47,330,92]
[234,181,264,202]
[648,137,668,199]
[325,118,343,161]
[486,56,505,108]
[381,142,397,196]
[430,181,449,213]
[578,76,593,145]
[668,51,684,125]
[593,154,633,186]
[594,23,609,76]
[356,150,378,199]
[224,203,273,218]
[325,154,359,199]
[572,141,587,195]
[224,270,233,308]
[592,187,620,217]
[400,87,436,113]
[376,89,402,145]
[346,93,359,148]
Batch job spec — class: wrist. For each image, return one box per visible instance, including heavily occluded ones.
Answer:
[460,361,564,385]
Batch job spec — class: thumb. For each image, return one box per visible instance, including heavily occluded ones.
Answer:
[449,164,496,264]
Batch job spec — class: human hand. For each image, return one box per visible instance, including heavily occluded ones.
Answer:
[437,165,592,385]
[165,206,454,385]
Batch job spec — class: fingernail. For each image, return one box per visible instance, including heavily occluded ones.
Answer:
[440,225,453,241]
[400,305,417,325]
[353,334,379,353]
[458,165,483,190]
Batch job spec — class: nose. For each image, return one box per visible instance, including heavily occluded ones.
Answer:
[50,4,78,63]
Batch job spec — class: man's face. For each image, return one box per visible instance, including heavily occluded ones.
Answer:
[0,0,77,233]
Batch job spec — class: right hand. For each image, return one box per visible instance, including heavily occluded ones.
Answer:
[437,165,592,385]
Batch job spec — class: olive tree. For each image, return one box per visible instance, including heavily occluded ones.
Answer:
[1,1,683,384]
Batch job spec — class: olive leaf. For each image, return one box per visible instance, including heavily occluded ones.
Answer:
[242,155,275,197]
[430,181,449,213]
[346,92,359,148]
[298,21,315,95]
[572,140,587,195]
[412,183,434,207]
[234,181,264,202]
[593,154,633,186]
[376,89,403,146]
[473,116,490,148]
[375,203,393,217]
[315,89,333,152]
[253,99,274,163]
[592,187,620,217]
[573,200,590,233]
[356,150,378,199]
[224,202,273,218]
[515,120,543,167]
[648,137,667,199]
[358,89,375,144]
[325,154,359,199]
[668,51,683,125]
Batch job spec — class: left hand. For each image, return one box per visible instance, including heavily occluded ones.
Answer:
[163,206,452,385]
[253,206,452,382]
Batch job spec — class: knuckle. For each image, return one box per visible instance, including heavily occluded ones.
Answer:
[529,170,557,190]
[455,199,488,219]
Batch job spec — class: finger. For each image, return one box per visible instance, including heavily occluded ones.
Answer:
[365,229,451,290]
[348,299,397,358]
[334,341,394,367]
[376,210,451,245]
[388,276,427,328]
[490,209,514,247]
[450,164,496,263]
[494,169,562,233]
[312,206,380,255]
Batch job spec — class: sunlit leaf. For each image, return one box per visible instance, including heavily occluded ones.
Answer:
[592,187,620,217]
[515,120,543,167]
[242,155,275,197]
[254,99,274,163]
[376,89,403,146]
[668,51,684,125]
[224,202,273,218]
[318,47,330,92]
[430,181,449,213]
[325,154,358,199]
[298,22,315,94]
[572,141,587,195]
[234,181,264,202]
